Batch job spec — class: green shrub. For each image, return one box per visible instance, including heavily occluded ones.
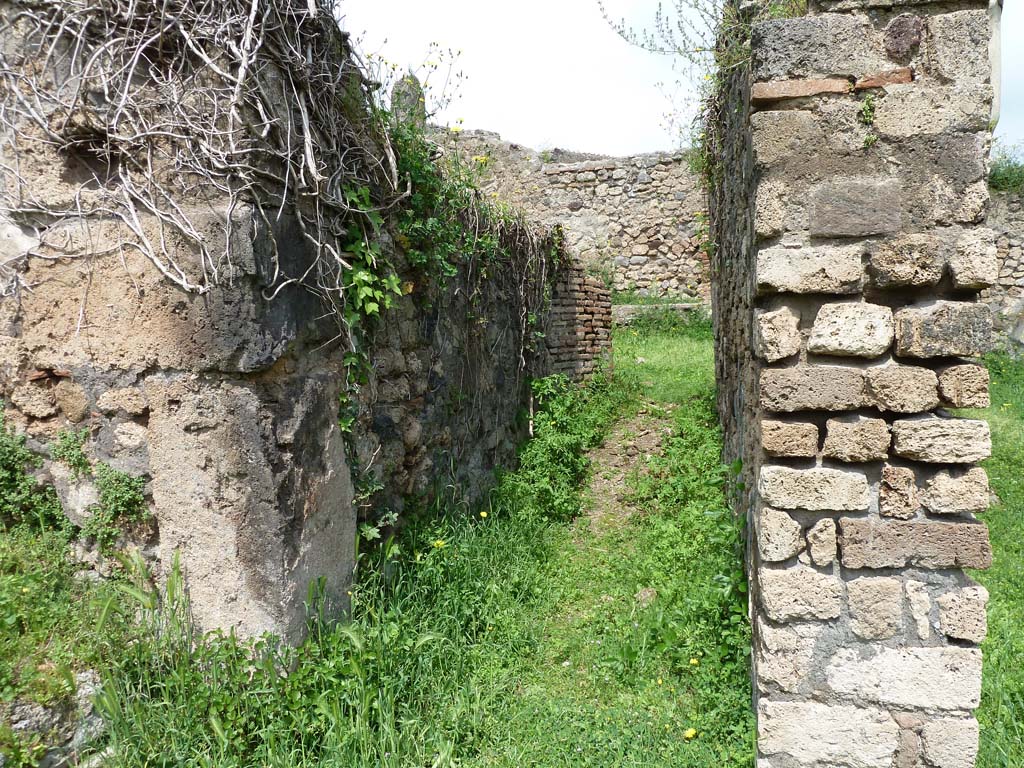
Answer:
[990,142,1024,194]
[0,408,63,530]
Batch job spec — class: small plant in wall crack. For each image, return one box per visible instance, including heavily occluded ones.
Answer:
[859,93,879,149]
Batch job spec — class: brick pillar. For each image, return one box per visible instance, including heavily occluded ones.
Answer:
[735,2,997,765]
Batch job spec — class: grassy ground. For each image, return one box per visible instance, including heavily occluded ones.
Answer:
[969,353,1024,767]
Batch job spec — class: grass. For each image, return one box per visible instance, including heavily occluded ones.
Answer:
[611,290,702,307]
[989,142,1024,194]
[969,352,1024,767]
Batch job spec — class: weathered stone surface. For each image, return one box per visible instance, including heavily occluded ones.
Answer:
[759,506,805,562]
[806,518,837,566]
[950,229,998,289]
[762,420,819,458]
[96,387,149,416]
[938,364,990,408]
[921,467,990,515]
[759,565,843,621]
[880,464,919,520]
[906,580,932,639]
[937,586,988,643]
[855,67,913,90]
[891,416,991,463]
[865,364,940,413]
[826,646,982,710]
[752,111,823,166]
[867,234,943,288]
[756,619,821,693]
[53,380,88,423]
[808,302,893,358]
[809,179,903,238]
[760,465,870,511]
[755,307,802,362]
[11,382,56,419]
[894,301,992,358]
[756,245,863,295]
[885,14,924,61]
[823,416,890,462]
[839,517,992,570]
[921,717,980,768]
[757,700,899,768]
[751,15,889,81]
[848,576,903,640]
[751,79,852,104]
[928,11,992,85]
[874,84,992,138]
[760,366,867,412]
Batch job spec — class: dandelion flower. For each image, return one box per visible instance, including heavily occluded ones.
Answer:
[432,539,446,549]
[480,510,488,518]
[684,727,697,740]
[689,658,699,666]
[657,678,663,685]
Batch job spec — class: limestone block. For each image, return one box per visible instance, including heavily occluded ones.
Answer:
[751,79,851,105]
[884,14,924,62]
[751,15,889,81]
[937,586,988,643]
[867,234,944,288]
[757,700,899,768]
[880,464,919,520]
[826,646,982,710]
[755,307,802,363]
[759,565,843,621]
[759,506,805,562]
[938,363,990,408]
[751,111,823,166]
[928,11,992,84]
[839,517,992,570]
[874,84,993,138]
[755,178,790,239]
[760,465,870,511]
[808,303,894,358]
[11,382,56,419]
[922,717,980,768]
[848,576,903,639]
[865,364,940,413]
[762,420,819,458]
[756,619,821,693]
[895,301,992,358]
[950,229,998,289]
[823,416,891,462]
[96,387,149,416]
[806,518,837,566]
[906,580,932,639]
[891,416,991,463]
[53,380,89,423]
[921,467,990,515]
[756,245,863,295]
[760,366,868,412]
[809,179,903,238]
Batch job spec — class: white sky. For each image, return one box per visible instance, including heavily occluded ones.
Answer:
[339,1,1023,156]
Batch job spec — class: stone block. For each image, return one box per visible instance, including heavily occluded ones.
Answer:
[11,382,56,419]
[921,467,990,515]
[865,364,940,413]
[759,565,843,621]
[751,15,889,81]
[885,14,924,62]
[759,506,805,562]
[806,518,837,566]
[757,700,899,768]
[760,465,870,511]
[755,307,802,363]
[937,586,988,643]
[891,416,991,463]
[950,229,998,289]
[906,580,932,639]
[839,517,992,569]
[53,380,89,423]
[757,245,863,295]
[855,67,914,90]
[751,111,823,166]
[826,646,982,710]
[894,301,992,358]
[938,364,990,408]
[867,234,944,288]
[848,576,903,639]
[874,84,992,138]
[823,416,891,462]
[921,717,980,768]
[809,179,903,238]
[751,79,851,104]
[97,387,149,416]
[762,420,819,458]
[760,366,867,412]
[928,11,992,84]
[880,464,919,520]
[808,302,894,358]
[756,619,821,693]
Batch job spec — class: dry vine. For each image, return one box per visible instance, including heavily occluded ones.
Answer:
[0,0,407,340]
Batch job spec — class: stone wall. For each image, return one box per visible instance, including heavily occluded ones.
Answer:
[983,190,1024,346]
[546,264,613,379]
[445,131,709,299]
[713,1,997,765]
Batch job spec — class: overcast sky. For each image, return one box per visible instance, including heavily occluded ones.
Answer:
[340,1,1023,157]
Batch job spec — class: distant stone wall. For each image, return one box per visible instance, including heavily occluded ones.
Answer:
[445,131,709,300]
[983,190,1024,346]
[713,2,997,765]
[546,264,612,379]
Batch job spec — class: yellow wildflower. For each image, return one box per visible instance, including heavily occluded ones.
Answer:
[480,510,488,518]
[432,539,446,549]
[684,727,697,740]
[450,126,463,134]
[689,658,699,666]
